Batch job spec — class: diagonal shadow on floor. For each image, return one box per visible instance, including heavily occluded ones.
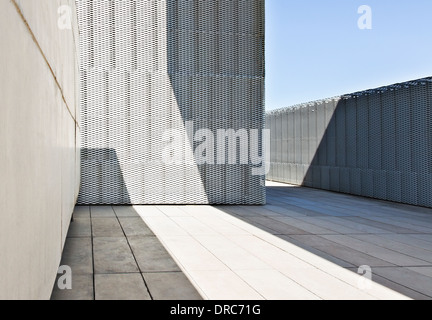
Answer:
[50,205,202,300]
[213,183,432,300]
[52,183,432,300]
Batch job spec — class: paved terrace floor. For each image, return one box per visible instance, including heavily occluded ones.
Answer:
[50,205,202,300]
[52,182,432,300]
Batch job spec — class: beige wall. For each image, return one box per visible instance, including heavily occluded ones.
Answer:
[0,0,80,299]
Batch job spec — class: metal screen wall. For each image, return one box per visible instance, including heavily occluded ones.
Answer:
[76,0,265,204]
[267,77,432,208]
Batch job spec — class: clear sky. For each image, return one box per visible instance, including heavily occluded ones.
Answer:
[265,0,432,110]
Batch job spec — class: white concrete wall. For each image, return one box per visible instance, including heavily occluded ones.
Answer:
[0,0,80,299]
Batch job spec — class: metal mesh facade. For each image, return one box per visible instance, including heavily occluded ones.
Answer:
[76,0,265,205]
[267,77,432,208]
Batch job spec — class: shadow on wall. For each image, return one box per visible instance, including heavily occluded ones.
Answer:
[268,79,432,208]
[78,148,131,205]
[166,0,266,204]
[75,0,265,205]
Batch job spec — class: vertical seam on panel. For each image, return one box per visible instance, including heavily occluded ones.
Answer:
[10,0,80,129]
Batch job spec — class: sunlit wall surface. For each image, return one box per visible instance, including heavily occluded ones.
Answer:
[0,0,80,299]
[267,77,432,208]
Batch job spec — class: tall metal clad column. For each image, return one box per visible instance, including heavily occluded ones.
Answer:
[76,0,266,205]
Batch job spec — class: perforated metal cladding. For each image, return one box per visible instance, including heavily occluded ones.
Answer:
[267,78,432,208]
[76,0,265,205]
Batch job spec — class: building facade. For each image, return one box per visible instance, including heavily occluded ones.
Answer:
[267,77,432,208]
[76,0,266,205]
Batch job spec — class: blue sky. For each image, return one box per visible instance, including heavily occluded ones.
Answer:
[265,0,432,110]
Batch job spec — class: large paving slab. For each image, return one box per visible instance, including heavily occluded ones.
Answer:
[128,236,181,273]
[50,274,94,300]
[58,237,93,275]
[91,218,124,238]
[94,274,151,300]
[93,237,139,274]
[143,272,203,300]
[67,218,91,238]
[118,217,155,237]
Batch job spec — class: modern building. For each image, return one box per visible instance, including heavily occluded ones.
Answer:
[76,0,266,205]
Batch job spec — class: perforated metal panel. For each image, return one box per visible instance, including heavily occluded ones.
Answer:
[76,0,265,205]
[267,77,432,208]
